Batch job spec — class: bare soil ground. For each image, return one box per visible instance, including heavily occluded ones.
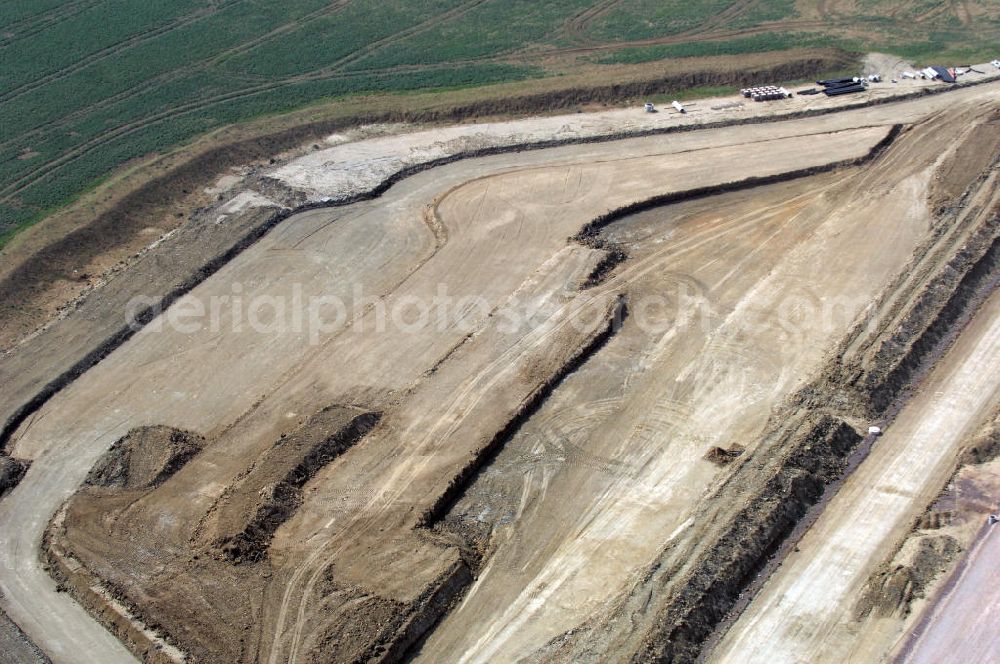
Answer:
[894,433,1000,664]
[709,288,1000,664]
[1,72,1000,664]
[0,50,853,354]
[2,62,994,469]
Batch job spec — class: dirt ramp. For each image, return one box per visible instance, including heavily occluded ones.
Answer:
[86,426,204,491]
[211,408,380,563]
[630,416,862,663]
[928,110,1000,213]
[856,534,960,620]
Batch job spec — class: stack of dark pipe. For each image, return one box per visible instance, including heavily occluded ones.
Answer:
[817,77,866,97]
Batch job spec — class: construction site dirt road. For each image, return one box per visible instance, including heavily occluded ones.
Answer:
[2,72,1000,664]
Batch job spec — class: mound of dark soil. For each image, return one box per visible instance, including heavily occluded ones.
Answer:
[213,408,380,563]
[704,445,745,466]
[959,419,1000,466]
[86,426,204,490]
[0,454,28,497]
[856,534,960,619]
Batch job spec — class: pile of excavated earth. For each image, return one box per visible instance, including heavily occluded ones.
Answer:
[2,63,1000,664]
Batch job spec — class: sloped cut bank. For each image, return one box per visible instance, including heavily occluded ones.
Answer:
[635,415,863,662]
[45,300,627,663]
[44,426,205,663]
[213,409,381,563]
[626,163,1000,664]
[43,411,379,663]
[378,298,630,660]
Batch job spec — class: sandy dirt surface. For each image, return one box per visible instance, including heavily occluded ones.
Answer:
[2,122,884,664]
[709,286,1000,664]
[897,484,1000,663]
[2,63,997,454]
[265,66,997,204]
[414,96,1000,663]
[1,71,999,664]
[413,167,911,662]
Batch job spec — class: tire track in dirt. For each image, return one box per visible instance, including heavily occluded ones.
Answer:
[268,134,878,662]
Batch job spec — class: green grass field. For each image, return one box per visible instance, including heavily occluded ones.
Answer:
[1,0,998,245]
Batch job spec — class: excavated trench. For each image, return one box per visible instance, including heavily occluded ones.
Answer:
[674,171,1000,664]
[401,125,1000,663]
[378,298,632,661]
[7,75,976,461]
[416,295,628,533]
[13,81,1000,664]
[214,409,381,563]
[856,220,1000,414]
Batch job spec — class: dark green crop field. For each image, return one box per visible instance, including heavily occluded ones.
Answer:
[1,0,997,245]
